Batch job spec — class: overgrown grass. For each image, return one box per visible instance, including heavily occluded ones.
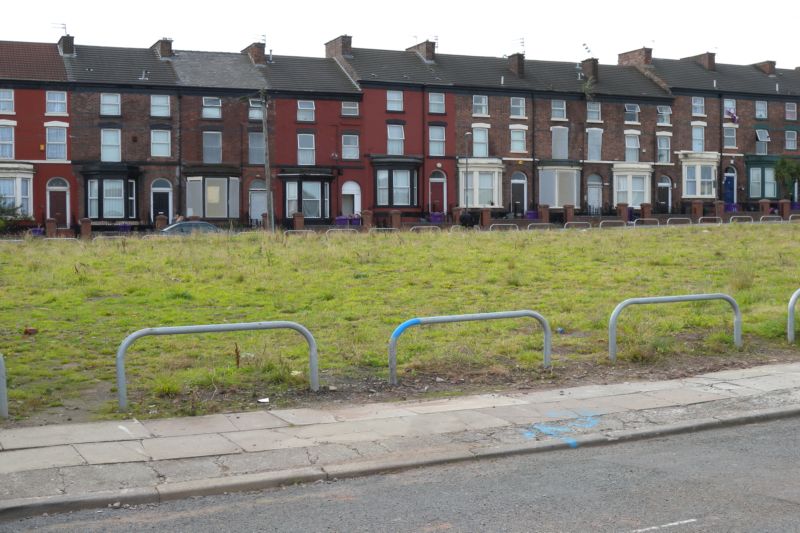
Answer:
[1,224,800,420]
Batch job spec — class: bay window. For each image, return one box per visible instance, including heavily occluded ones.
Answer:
[614,174,648,207]
[86,178,137,219]
[284,180,330,219]
[186,176,240,218]
[538,168,579,208]
[0,176,31,216]
[749,167,777,199]
[683,164,716,197]
[376,168,417,207]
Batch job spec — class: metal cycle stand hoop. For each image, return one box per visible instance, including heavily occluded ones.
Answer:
[608,293,742,362]
[787,288,800,343]
[115,321,319,411]
[0,354,7,419]
[388,310,552,385]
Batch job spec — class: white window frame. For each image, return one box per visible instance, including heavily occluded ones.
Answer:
[692,126,705,152]
[202,96,222,119]
[150,95,170,117]
[510,128,526,153]
[46,91,67,115]
[786,102,797,121]
[297,100,315,122]
[202,131,222,164]
[46,126,67,160]
[723,126,737,149]
[614,174,650,208]
[428,93,445,114]
[691,96,705,116]
[624,103,640,123]
[537,168,580,208]
[510,97,526,118]
[248,132,265,165]
[472,95,488,116]
[341,101,359,116]
[297,133,315,165]
[656,105,672,125]
[0,125,14,160]
[756,129,770,155]
[0,89,13,113]
[428,126,445,157]
[248,98,263,121]
[472,127,488,157]
[100,93,121,116]
[724,99,737,116]
[749,167,777,199]
[387,90,403,112]
[150,130,171,158]
[586,128,602,161]
[342,134,359,160]
[0,176,31,216]
[625,135,640,162]
[683,164,716,198]
[551,99,567,120]
[387,125,404,155]
[787,130,798,151]
[587,101,601,122]
[461,167,502,208]
[102,179,125,219]
[755,100,768,119]
[100,129,121,162]
[657,135,671,163]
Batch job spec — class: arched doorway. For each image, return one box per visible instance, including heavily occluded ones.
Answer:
[657,176,673,214]
[341,181,362,216]
[46,177,70,227]
[510,171,527,217]
[248,179,267,226]
[723,167,737,205]
[586,174,602,215]
[428,171,446,214]
[150,179,173,223]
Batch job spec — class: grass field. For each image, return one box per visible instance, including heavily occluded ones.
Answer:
[1,224,800,421]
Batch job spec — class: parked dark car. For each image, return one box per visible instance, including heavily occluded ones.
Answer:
[160,221,222,235]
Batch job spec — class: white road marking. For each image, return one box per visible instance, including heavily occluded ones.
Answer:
[631,518,698,532]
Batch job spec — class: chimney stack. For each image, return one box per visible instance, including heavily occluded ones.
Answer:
[325,35,352,59]
[58,34,74,57]
[151,38,174,58]
[508,53,525,77]
[581,57,598,81]
[406,41,436,62]
[618,47,652,66]
[682,52,715,71]
[754,60,776,75]
[242,42,267,65]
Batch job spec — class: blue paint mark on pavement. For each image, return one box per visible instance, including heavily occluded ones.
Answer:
[521,411,600,448]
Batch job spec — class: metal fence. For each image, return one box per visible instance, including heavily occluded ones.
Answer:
[115,321,319,410]
[787,288,800,343]
[0,354,7,419]
[388,310,552,385]
[609,293,742,361]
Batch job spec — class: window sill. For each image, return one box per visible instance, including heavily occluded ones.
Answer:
[509,150,528,154]
[656,123,672,127]
[151,115,172,119]
[624,121,641,126]
[692,114,707,118]
[386,109,405,114]
[341,114,361,118]
[427,111,446,116]
[510,115,527,120]
[0,111,16,116]
[99,114,122,118]
[295,121,317,125]
[472,113,490,118]
[586,119,603,124]
[550,117,568,122]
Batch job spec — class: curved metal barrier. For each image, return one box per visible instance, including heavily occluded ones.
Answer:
[666,217,692,225]
[325,228,358,235]
[368,227,398,234]
[790,214,800,222]
[599,220,626,229]
[787,289,800,343]
[729,215,753,224]
[759,215,783,224]
[410,225,442,232]
[489,224,520,231]
[526,223,556,230]
[0,354,7,419]
[564,222,591,230]
[609,293,742,361]
[633,218,660,227]
[388,310,552,385]
[283,229,315,236]
[115,321,320,410]
[698,217,722,225]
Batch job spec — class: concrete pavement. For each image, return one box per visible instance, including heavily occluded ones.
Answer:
[3,362,800,520]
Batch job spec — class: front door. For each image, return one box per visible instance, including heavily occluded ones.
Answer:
[342,194,355,216]
[511,182,526,217]
[587,184,602,215]
[723,173,735,204]
[430,181,445,213]
[49,190,68,227]
[152,191,171,222]
[249,190,267,225]
[656,179,672,214]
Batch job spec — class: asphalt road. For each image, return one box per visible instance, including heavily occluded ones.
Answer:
[6,417,800,532]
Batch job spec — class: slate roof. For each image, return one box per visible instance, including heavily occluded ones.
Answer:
[651,58,800,96]
[523,60,669,98]
[0,41,67,82]
[262,55,359,94]
[63,45,177,86]
[345,48,454,86]
[170,50,265,90]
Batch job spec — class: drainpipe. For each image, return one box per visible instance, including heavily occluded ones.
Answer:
[176,93,183,218]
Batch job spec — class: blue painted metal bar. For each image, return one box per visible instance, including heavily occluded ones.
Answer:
[388,310,552,385]
[115,321,319,411]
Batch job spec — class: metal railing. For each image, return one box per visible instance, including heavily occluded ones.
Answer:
[410,225,442,232]
[666,217,692,225]
[388,310,552,385]
[729,216,753,224]
[790,214,800,222]
[787,289,800,343]
[325,228,358,235]
[759,215,783,224]
[0,354,7,419]
[564,222,591,230]
[489,224,520,231]
[283,229,315,236]
[598,220,626,229]
[698,217,722,225]
[368,227,398,234]
[633,218,660,227]
[115,321,319,410]
[609,293,742,361]
[527,223,556,230]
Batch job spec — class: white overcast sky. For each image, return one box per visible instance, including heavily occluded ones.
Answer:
[6,0,799,68]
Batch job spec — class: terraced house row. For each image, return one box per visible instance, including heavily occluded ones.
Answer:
[2,34,800,230]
